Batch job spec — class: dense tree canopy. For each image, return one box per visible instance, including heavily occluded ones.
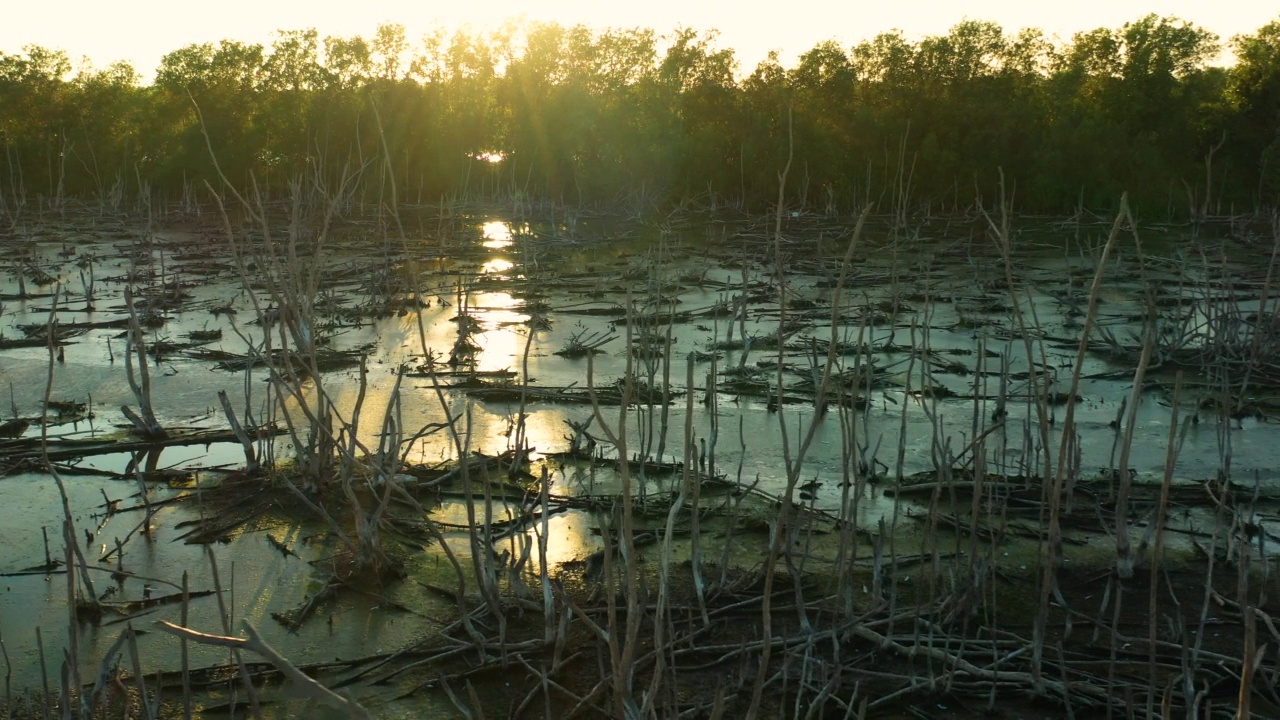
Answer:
[1,15,1278,217]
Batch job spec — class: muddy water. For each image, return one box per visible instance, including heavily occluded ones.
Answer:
[0,470,454,712]
[1,211,1277,706]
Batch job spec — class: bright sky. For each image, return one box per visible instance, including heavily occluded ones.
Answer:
[3,0,1276,80]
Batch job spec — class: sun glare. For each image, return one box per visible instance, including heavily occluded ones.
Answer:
[4,1,1274,88]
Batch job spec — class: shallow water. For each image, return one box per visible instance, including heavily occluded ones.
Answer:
[1,210,1276,704]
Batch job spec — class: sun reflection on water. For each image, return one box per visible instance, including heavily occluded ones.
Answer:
[468,291,520,314]
[481,220,513,250]
[435,498,599,575]
[532,510,598,569]
[481,258,515,276]
[465,291,526,373]
[516,408,569,458]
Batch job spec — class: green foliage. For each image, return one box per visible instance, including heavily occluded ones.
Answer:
[1226,19,1280,206]
[1,15,1279,216]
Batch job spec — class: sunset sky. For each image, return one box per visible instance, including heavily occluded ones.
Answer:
[3,0,1276,79]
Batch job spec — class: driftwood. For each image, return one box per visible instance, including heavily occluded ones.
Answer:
[157,620,372,719]
[0,426,283,465]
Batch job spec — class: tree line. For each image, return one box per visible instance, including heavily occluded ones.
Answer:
[1,15,1278,219]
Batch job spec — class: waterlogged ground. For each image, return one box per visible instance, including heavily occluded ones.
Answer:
[1,206,1279,715]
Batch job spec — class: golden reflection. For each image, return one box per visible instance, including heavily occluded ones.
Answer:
[476,323,528,376]
[476,324,523,373]
[434,498,596,574]
[468,291,529,373]
[536,511,597,569]
[481,258,515,275]
[331,378,396,449]
[470,291,520,313]
[481,220,513,249]
[519,408,568,459]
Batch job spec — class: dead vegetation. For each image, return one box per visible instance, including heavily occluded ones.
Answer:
[2,174,1280,720]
